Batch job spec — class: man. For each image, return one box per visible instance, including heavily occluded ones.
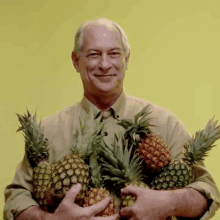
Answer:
[4,18,220,220]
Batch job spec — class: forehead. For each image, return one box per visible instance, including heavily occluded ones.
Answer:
[82,24,123,51]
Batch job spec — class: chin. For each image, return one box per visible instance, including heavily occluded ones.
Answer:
[97,86,122,96]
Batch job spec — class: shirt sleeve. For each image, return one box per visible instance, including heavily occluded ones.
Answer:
[184,162,220,220]
[160,112,220,220]
[3,153,39,220]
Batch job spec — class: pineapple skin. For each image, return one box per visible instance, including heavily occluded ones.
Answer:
[32,154,89,212]
[137,134,171,173]
[121,181,149,207]
[150,159,194,190]
[33,162,55,211]
[83,187,116,217]
[50,155,89,208]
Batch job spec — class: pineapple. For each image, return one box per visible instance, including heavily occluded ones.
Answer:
[150,117,220,190]
[16,110,54,211]
[117,105,171,173]
[83,135,116,217]
[100,134,149,208]
[16,109,100,212]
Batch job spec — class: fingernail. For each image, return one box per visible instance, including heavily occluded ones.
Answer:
[75,183,81,188]
[106,196,111,201]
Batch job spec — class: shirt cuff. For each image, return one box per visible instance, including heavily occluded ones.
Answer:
[4,193,39,219]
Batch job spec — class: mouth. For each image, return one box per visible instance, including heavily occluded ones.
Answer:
[95,75,115,77]
[94,75,115,80]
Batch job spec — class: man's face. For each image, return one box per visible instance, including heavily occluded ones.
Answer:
[72,24,129,96]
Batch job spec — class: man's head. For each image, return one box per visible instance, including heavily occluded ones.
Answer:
[71,18,130,98]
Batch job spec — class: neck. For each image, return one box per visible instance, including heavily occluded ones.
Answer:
[85,89,122,113]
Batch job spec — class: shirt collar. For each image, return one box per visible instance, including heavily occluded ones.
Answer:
[111,90,126,120]
[80,90,127,120]
[81,96,101,119]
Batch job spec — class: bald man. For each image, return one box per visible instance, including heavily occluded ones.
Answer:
[4,18,220,220]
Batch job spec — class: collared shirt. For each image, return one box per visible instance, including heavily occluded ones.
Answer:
[4,91,220,219]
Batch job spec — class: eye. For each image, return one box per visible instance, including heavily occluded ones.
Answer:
[110,52,121,58]
[88,53,99,58]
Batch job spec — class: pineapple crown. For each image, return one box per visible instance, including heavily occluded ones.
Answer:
[183,116,220,165]
[71,110,105,188]
[16,109,49,168]
[100,133,144,188]
[117,105,155,146]
[89,143,104,188]
[71,110,104,160]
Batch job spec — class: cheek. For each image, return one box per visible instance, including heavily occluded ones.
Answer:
[85,60,99,70]
[113,58,126,70]
[78,59,96,72]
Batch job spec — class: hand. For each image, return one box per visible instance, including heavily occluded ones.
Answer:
[119,185,172,220]
[50,183,119,220]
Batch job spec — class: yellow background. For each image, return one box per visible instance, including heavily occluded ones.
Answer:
[1,0,220,219]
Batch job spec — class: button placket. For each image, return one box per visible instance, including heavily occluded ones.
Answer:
[99,110,112,137]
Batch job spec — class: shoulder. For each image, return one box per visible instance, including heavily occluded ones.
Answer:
[124,93,174,119]
[41,102,81,131]
[124,93,189,136]
[42,103,79,124]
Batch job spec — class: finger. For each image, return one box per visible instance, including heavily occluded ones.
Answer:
[119,206,133,217]
[64,183,81,202]
[121,185,141,196]
[95,213,119,220]
[86,196,112,215]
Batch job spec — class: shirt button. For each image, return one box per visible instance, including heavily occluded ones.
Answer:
[104,132,108,136]
[116,115,119,118]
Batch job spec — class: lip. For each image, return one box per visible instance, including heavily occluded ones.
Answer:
[94,75,115,77]
[94,74,115,81]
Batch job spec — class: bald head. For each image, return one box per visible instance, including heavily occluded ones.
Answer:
[73,18,130,57]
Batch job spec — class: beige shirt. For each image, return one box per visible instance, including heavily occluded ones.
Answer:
[4,91,220,219]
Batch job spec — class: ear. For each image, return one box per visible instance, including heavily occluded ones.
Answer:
[124,51,130,70]
[71,51,80,73]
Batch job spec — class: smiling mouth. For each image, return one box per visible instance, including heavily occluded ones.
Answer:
[94,75,115,81]
[95,75,115,77]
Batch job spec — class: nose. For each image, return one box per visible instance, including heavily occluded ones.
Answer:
[98,54,112,72]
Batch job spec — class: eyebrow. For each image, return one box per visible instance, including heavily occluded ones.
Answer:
[87,47,122,53]
[109,47,122,51]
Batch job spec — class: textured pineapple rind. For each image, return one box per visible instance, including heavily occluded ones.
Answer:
[53,155,89,195]
[33,162,54,211]
[137,134,171,173]
[150,159,194,190]
[32,154,90,212]
[83,187,116,217]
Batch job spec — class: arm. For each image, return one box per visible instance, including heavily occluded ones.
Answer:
[15,206,52,220]
[169,187,209,218]
[120,186,208,219]
[4,154,39,220]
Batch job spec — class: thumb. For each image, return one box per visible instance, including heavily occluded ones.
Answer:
[121,185,141,196]
[64,183,81,202]
[96,213,119,220]
[119,206,133,217]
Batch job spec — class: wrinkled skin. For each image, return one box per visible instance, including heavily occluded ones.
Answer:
[119,185,171,220]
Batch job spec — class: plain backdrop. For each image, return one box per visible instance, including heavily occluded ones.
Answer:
[1,0,220,219]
